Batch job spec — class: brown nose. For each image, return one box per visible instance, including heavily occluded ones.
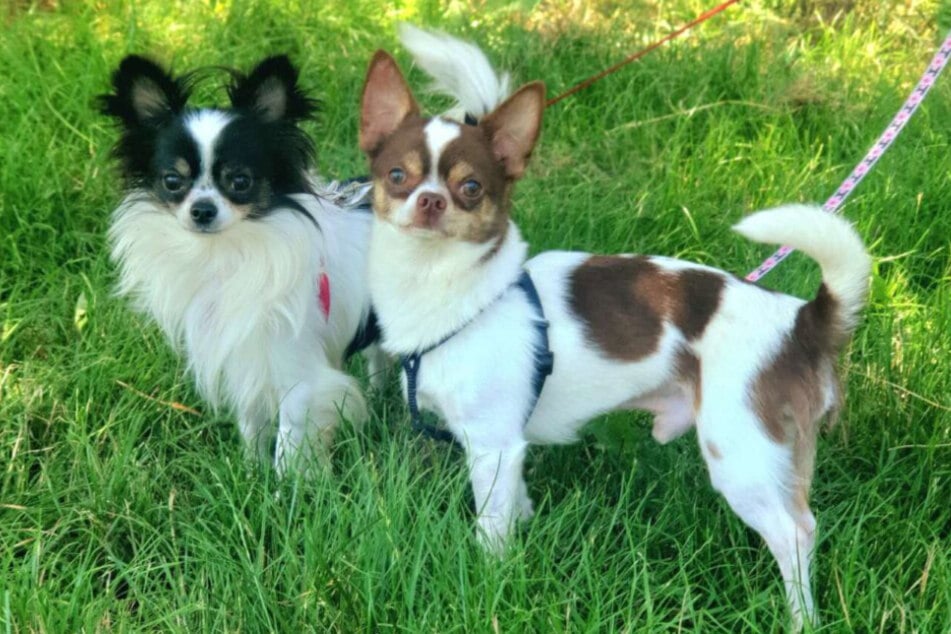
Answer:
[416,192,447,223]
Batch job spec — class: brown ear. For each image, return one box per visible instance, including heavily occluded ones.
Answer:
[480,81,545,179]
[359,51,419,154]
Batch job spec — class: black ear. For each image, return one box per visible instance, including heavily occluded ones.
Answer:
[99,55,190,127]
[228,55,318,122]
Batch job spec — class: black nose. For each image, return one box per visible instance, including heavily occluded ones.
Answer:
[190,200,217,226]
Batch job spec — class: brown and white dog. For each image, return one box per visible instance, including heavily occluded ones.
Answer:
[360,26,871,627]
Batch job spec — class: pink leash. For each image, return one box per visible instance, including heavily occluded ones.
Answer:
[746,30,951,282]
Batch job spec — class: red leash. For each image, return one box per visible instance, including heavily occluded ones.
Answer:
[546,0,742,107]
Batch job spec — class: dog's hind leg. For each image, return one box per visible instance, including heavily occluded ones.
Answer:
[627,384,696,444]
[697,409,817,631]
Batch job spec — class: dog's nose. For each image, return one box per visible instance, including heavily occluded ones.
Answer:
[190,200,218,226]
[416,192,447,224]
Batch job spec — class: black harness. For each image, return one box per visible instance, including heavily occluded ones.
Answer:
[399,270,555,445]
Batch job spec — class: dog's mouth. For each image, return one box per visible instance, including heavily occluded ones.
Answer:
[181,219,228,235]
[191,226,223,235]
[395,222,450,239]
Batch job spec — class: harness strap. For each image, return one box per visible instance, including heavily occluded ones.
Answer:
[516,271,555,412]
[400,270,554,445]
[401,352,457,443]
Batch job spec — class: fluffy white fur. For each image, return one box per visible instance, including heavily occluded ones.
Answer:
[369,29,873,630]
[734,204,872,332]
[399,23,511,119]
[111,186,377,474]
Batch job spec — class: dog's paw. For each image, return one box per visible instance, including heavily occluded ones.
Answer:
[475,514,515,557]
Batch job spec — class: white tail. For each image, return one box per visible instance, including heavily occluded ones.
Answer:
[398,23,511,120]
[734,204,871,336]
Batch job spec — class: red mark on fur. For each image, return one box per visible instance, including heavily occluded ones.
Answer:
[318,273,331,320]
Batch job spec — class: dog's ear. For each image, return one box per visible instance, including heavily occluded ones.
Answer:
[99,55,190,127]
[359,50,419,155]
[229,55,318,122]
[480,81,545,180]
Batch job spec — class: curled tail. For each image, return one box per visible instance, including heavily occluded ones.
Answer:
[733,204,871,342]
[398,23,510,120]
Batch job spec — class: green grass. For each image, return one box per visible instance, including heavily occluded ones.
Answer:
[2,0,950,631]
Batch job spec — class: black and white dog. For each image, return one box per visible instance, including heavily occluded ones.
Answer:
[102,55,381,475]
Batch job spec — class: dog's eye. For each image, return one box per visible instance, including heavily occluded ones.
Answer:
[460,179,482,198]
[231,173,253,193]
[163,173,184,192]
[388,168,406,185]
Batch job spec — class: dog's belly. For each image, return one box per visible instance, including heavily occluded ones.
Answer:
[523,251,694,445]
[524,356,687,445]
[524,321,686,445]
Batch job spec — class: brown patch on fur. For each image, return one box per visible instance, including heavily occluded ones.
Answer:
[448,160,474,184]
[479,232,509,263]
[442,195,510,244]
[751,284,843,508]
[228,201,256,222]
[437,125,511,244]
[570,257,666,360]
[174,158,191,177]
[401,151,424,179]
[368,116,429,218]
[706,441,722,460]
[675,348,702,411]
[371,178,394,218]
[752,284,840,441]
[671,270,724,340]
[368,115,429,174]
[569,257,726,361]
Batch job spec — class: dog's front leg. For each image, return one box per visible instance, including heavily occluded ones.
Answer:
[274,368,368,477]
[275,382,331,477]
[464,437,530,555]
[237,401,273,464]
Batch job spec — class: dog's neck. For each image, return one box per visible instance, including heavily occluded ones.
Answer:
[368,218,527,354]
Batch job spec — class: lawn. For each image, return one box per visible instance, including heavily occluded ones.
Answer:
[2,0,950,631]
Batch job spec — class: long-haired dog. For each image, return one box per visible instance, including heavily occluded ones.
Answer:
[357,26,871,627]
[101,55,380,475]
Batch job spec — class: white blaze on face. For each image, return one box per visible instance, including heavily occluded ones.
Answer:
[394,118,461,226]
[180,110,234,232]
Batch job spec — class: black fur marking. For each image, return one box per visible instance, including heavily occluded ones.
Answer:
[152,124,201,201]
[100,54,319,212]
[99,55,192,126]
[269,194,320,230]
[227,55,319,122]
[212,115,316,216]
[99,56,197,186]
[345,309,381,359]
